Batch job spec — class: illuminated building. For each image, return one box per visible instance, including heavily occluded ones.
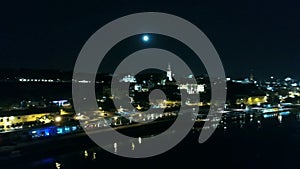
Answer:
[166,63,173,81]
[52,100,70,107]
[0,108,59,131]
[236,96,268,106]
[120,74,136,83]
[178,84,205,94]
[134,84,142,92]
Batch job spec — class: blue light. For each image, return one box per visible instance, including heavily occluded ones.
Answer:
[279,111,290,116]
[263,114,275,118]
[40,158,55,164]
[57,128,63,134]
[142,35,149,42]
[65,127,70,133]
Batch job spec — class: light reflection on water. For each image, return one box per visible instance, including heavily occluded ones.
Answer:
[20,110,300,169]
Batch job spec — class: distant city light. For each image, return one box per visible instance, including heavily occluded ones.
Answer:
[142,35,149,42]
[291,83,298,87]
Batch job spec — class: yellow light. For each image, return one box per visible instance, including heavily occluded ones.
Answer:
[55,116,62,122]
[84,150,88,158]
[55,162,61,169]
[60,109,69,115]
[136,105,142,110]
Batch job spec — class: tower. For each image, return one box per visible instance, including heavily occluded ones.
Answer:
[250,73,254,81]
[250,69,254,81]
[167,63,172,81]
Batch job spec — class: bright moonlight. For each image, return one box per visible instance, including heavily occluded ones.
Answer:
[142,35,149,42]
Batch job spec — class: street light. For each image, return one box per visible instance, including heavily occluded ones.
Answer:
[55,116,62,123]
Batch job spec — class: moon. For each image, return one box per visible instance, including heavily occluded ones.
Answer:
[142,35,149,42]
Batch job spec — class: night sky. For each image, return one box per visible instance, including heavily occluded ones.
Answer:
[0,0,299,80]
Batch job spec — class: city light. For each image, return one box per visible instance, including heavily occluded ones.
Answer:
[55,116,62,123]
[1,2,300,168]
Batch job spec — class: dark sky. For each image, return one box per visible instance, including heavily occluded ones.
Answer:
[0,0,299,80]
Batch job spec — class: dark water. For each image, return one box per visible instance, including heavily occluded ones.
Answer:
[3,111,300,169]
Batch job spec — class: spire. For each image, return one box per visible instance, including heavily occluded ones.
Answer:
[167,63,171,71]
[167,63,172,81]
[250,69,254,81]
